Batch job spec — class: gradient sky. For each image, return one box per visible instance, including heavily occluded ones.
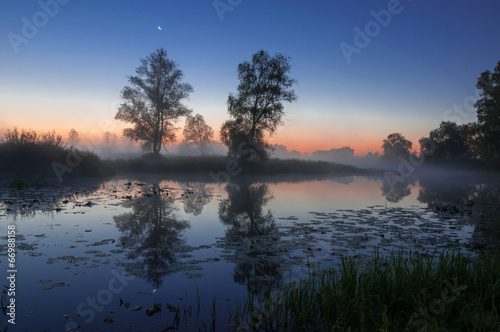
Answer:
[1,0,500,155]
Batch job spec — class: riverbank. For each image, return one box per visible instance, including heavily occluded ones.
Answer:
[230,248,500,331]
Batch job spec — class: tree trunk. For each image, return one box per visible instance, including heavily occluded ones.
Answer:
[153,137,161,155]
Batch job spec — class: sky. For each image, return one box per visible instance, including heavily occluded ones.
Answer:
[1,0,500,155]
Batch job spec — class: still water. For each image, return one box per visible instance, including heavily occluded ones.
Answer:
[1,174,499,331]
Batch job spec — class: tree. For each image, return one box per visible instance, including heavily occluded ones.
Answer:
[382,133,413,160]
[115,48,193,155]
[67,128,80,147]
[103,131,118,147]
[183,114,214,154]
[418,121,472,162]
[220,50,297,160]
[474,60,500,160]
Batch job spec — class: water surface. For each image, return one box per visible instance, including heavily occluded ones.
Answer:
[1,174,498,330]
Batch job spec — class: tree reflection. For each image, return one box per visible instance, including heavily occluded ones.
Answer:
[182,183,213,216]
[417,177,475,205]
[219,183,276,240]
[114,184,189,288]
[381,179,414,203]
[417,176,500,253]
[218,182,282,290]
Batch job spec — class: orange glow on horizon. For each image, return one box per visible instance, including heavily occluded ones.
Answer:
[1,120,427,157]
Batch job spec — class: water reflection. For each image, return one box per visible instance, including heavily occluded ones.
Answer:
[417,177,475,205]
[416,176,500,251]
[182,183,213,216]
[219,183,277,240]
[381,179,414,203]
[218,182,283,290]
[0,182,103,219]
[114,183,189,288]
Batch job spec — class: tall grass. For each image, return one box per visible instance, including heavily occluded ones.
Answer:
[234,248,500,331]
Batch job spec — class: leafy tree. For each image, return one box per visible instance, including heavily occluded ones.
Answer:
[220,50,297,160]
[103,131,118,147]
[183,114,214,154]
[115,48,193,155]
[382,133,413,160]
[67,128,80,147]
[220,117,269,161]
[474,60,500,160]
[418,121,473,161]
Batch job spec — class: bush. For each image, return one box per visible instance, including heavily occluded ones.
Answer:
[0,128,112,179]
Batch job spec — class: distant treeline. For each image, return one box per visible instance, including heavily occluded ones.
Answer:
[380,61,500,169]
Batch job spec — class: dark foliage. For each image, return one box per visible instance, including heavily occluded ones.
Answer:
[0,128,112,179]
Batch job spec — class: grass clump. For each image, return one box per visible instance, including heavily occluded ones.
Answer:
[235,249,500,331]
[7,174,42,189]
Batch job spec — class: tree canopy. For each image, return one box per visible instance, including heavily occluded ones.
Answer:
[220,50,297,160]
[419,121,473,161]
[115,48,193,155]
[474,60,500,160]
[183,114,214,154]
[382,133,413,160]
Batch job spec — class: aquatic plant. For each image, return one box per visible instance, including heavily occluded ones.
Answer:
[233,248,500,331]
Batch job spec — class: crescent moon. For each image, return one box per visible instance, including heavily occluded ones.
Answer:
[158,26,162,30]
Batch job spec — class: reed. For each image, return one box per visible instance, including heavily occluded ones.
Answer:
[233,248,500,331]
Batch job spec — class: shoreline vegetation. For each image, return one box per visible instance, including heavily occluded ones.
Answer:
[113,248,500,331]
[231,248,500,331]
[1,127,500,185]
[0,133,378,184]
[2,136,499,186]
[1,150,498,188]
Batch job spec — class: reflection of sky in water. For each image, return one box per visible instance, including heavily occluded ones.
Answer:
[268,176,421,216]
[0,175,496,330]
